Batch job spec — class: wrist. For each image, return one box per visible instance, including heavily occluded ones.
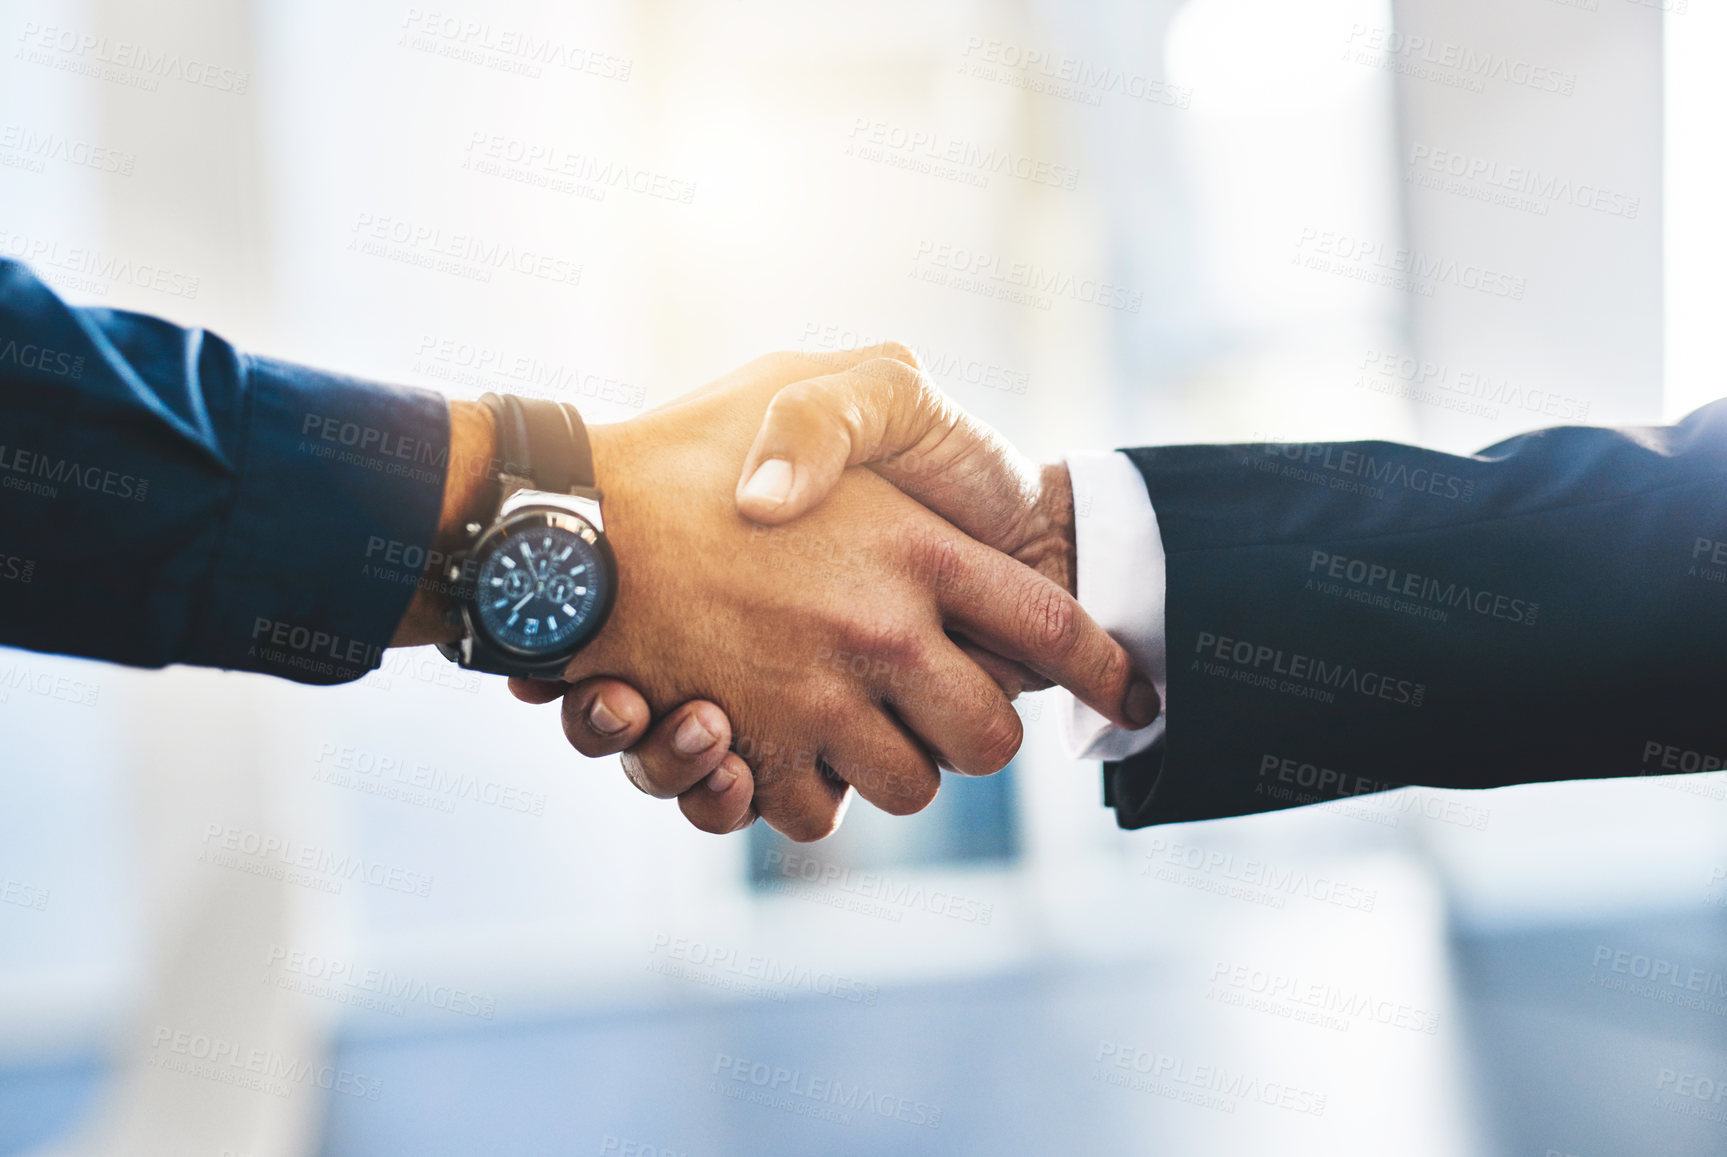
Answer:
[391,399,498,646]
[585,420,628,497]
[1023,462,1077,597]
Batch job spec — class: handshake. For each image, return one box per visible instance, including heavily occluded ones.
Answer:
[471,345,1159,840]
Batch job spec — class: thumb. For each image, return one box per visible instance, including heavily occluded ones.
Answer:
[735,356,936,524]
[735,357,1035,547]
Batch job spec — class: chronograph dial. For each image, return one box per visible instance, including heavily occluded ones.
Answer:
[465,508,614,663]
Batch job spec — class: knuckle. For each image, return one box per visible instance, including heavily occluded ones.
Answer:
[861,355,922,398]
[1094,636,1132,698]
[875,340,919,369]
[909,532,964,593]
[1019,582,1081,659]
[773,379,840,423]
[787,346,854,377]
[836,615,927,672]
[756,350,803,377]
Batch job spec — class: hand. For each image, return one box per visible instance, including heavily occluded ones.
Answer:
[510,348,1152,841]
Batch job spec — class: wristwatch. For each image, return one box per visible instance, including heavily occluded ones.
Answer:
[437,393,617,678]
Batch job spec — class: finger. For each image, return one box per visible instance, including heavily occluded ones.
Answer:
[553,679,653,757]
[931,536,1159,731]
[508,676,569,705]
[616,700,733,799]
[884,639,1023,776]
[676,754,758,834]
[822,711,942,814]
[744,736,853,842]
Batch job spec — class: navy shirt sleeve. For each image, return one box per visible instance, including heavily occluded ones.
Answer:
[0,259,449,684]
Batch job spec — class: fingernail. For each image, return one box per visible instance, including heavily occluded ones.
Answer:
[588,696,627,735]
[1125,679,1159,729]
[740,458,793,507]
[673,713,716,756]
[706,764,737,793]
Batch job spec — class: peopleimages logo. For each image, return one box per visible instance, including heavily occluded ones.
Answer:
[148,1027,381,1101]
[1341,24,1576,96]
[1293,227,1526,300]
[0,337,85,380]
[0,878,50,911]
[1093,1041,1328,1117]
[15,22,252,94]
[1249,437,1476,504]
[798,321,1030,396]
[760,849,994,925]
[1589,943,1727,1011]
[312,741,547,817]
[1636,740,1727,804]
[248,617,384,679]
[398,9,633,81]
[910,241,1143,313]
[645,933,879,1005]
[347,212,583,288]
[710,1053,942,1129]
[1141,837,1378,912]
[411,335,646,409]
[264,945,496,1020]
[1193,630,1427,707]
[0,230,200,300]
[0,124,135,175]
[1655,1068,1727,1123]
[199,824,434,898]
[1254,753,1493,831]
[0,660,100,708]
[0,441,147,502]
[1639,740,1726,775]
[1208,961,1442,1035]
[958,37,1192,109]
[1307,549,1540,627]
[1405,144,1640,219]
[846,118,1080,191]
[1356,348,1591,422]
[463,130,696,203]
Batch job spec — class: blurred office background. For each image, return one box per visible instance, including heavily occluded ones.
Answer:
[1,0,1724,1153]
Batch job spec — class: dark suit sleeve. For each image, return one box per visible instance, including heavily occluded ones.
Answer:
[1104,401,1727,828]
[0,259,449,684]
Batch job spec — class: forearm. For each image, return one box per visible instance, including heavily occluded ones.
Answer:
[1112,401,1727,827]
[0,259,447,683]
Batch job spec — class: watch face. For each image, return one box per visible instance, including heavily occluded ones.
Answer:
[471,511,612,659]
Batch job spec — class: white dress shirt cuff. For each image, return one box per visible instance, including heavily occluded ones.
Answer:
[1059,450,1167,761]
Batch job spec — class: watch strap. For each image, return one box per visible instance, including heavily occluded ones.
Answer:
[481,393,600,500]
